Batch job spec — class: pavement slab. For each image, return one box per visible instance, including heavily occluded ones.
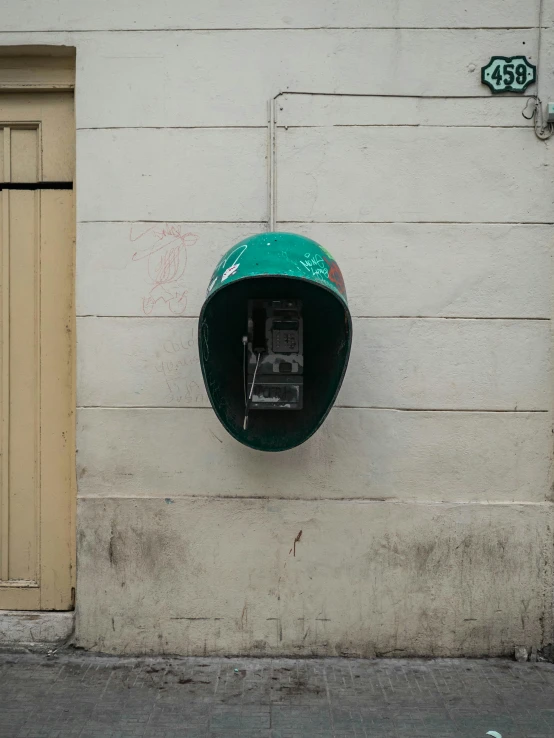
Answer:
[0,652,553,737]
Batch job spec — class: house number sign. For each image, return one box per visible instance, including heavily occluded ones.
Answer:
[481,56,536,93]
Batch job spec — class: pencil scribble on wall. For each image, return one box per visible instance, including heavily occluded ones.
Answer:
[130,224,199,315]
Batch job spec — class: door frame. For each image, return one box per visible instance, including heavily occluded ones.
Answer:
[0,50,76,611]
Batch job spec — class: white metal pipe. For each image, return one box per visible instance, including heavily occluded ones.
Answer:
[268,94,277,231]
[266,89,543,231]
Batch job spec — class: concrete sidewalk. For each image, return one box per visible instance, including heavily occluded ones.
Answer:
[1,651,553,737]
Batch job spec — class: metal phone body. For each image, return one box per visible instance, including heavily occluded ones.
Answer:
[247,299,303,410]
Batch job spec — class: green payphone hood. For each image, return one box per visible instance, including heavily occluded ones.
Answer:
[198,232,352,451]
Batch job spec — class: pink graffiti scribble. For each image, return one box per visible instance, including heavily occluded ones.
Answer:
[130,224,199,315]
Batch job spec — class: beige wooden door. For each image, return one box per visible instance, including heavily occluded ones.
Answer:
[0,92,75,610]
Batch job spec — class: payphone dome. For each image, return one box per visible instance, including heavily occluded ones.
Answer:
[199,232,352,451]
[204,231,348,305]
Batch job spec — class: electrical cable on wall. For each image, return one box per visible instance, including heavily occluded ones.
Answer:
[523,0,553,140]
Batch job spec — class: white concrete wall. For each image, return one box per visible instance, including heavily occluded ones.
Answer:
[2,1,553,656]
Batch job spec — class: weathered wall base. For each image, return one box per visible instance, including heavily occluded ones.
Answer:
[75,498,553,657]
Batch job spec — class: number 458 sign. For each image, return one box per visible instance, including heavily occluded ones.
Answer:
[481,56,536,93]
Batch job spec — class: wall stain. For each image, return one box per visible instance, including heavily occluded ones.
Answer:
[108,526,116,566]
[240,602,248,630]
[289,530,303,557]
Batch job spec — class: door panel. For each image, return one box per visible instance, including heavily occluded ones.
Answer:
[40,189,75,610]
[8,189,39,585]
[0,93,74,181]
[10,128,39,182]
[0,91,75,610]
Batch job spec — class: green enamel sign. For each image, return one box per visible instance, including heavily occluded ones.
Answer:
[199,232,352,452]
[481,56,536,94]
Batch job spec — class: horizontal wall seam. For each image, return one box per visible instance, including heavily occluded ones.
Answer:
[76,495,554,506]
[279,125,535,129]
[77,126,267,131]
[276,92,539,100]
[76,124,536,131]
[273,221,554,225]
[0,27,544,33]
[76,315,551,321]
[348,316,550,321]
[77,220,554,225]
[76,406,550,413]
[79,220,264,225]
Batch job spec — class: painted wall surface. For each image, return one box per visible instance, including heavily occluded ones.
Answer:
[3,1,554,656]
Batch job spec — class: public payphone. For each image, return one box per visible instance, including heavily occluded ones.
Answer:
[198,232,351,451]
